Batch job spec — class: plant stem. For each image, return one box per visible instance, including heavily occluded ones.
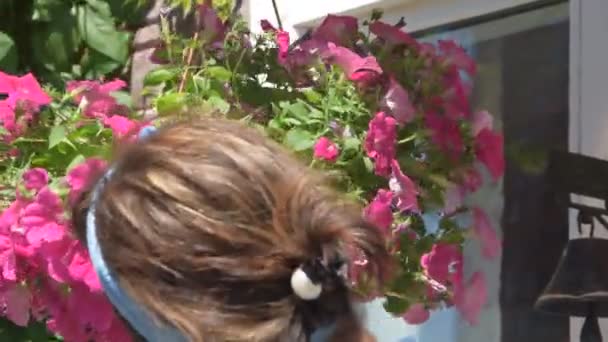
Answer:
[178,32,199,93]
[271,0,283,30]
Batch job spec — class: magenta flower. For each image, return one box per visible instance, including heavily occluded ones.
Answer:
[364,189,394,233]
[197,1,226,45]
[382,78,416,124]
[260,19,276,32]
[0,72,51,110]
[103,115,141,139]
[312,15,358,46]
[454,271,487,325]
[369,21,419,48]
[364,112,397,177]
[65,243,102,292]
[472,110,493,136]
[325,43,383,87]
[1,285,31,326]
[475,128,504,181]
[425,111,464,161]
[22,168,49,192]
[66,158,108,206]
[472,207,501,259]
[276,30,290,64]
[66,79,128,119]
[402,303,430,325]
[438,40,477,76]
[20,188,64,233]
[420,243,462,284]
[390,160,419,212]
[313,137,340,162]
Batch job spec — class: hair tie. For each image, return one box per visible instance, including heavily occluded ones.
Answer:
[290,258,347,301]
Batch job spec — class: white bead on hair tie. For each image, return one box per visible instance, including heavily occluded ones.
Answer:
[290,266,322,300]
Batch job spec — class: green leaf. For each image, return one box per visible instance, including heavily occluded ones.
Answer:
[156,93,187,116]
[49,125,67,148]
[144,68,176,86]
[303,89,322,104]
[31,2,80,74]
[343,137,360,152]
[207,96,230,114]
[0,32,18,72]
[67,154,86,171]
[206,66,232,82]
[383,296,409,315]
[81,49,121,78]
[77,4,130,63]
[111,91,133,107]
[283,129,315,151]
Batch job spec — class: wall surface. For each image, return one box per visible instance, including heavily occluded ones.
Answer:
[569,0,608,340]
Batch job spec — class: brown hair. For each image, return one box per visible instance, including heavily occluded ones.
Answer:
[72,116,387,341]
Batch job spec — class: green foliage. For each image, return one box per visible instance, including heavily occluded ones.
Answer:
[0,0,145,85]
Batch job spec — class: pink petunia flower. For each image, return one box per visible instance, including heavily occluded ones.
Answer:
[312,15,359,46]
[472,110,493,136]
[1,285,31,326]
[382,78,416,124]
[472,207,501,259]
[276,30,290,64]
[22,168,49,192]
[66,79,128,119]
[65,158,108,206]
[197,1,226,45]
[389,160,419,212]
[369,21,419,48]
[420,243,462,284]
[402,303,430,325]
[313,137,340,162]
[364,112,397,177]
[364,189,394,234]
[325,43,383,88]
[103,115,141,139]
[438,40,477,76]
[0,72,51,110]
[425,111,464,161]
[475,128,504,181]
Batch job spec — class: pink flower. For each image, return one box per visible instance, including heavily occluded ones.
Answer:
[66,242,102,292]
[276,30,290,64]
[402,303,430,324]
[475,128,504,181]
[442,79,471,120]
[260,19,276,32]
[325,44,383,87]
[472,207,501,259]
[20,188,64,232]
[66,79,128,119]
[472,110,493,136]
[0,72,51,110]
[66,158,107,206]
[22,168,49,192]
[197,1,226,45]
[369,21,419,48]
[68,285,114,331]
[443,184,464,214]
[103,115,140,139]
[312,15,358,46]
[454,271,487,325]
[1,285,31,326]
[26,222,66,249]
[364,189,394,233]
[389,160,419,212]
[382,78,416,124]
[313,137,340,162]
[425,111,464,161]
[438,40,476,76]
[463,168,482,193]
[364,112,397,177]
[420,243,462,284]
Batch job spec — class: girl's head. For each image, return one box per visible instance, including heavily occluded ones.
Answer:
[73,117,387,341]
